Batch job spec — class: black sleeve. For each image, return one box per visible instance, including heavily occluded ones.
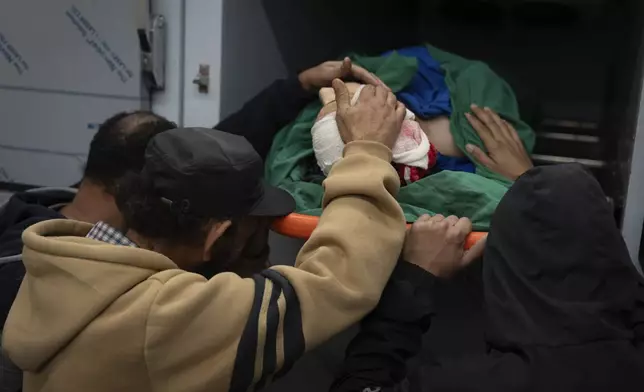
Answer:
[633,279,644,347]
[329,261,437,392]
[214,78,315,160]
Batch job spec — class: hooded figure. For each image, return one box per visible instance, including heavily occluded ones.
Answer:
[331,164,644,392]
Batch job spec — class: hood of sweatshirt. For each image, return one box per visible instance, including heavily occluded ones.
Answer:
[483,164,644,348]
[0,188,76,326]
[2,219,177,371]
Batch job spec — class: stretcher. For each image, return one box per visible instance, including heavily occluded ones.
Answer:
[272,213,486,249]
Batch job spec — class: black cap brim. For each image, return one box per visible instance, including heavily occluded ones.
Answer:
[248,183,296,217]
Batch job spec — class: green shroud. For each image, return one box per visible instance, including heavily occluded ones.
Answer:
[264,45,535,230]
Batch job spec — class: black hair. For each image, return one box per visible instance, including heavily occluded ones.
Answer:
[115,171,213,246]
[83,111,177,194]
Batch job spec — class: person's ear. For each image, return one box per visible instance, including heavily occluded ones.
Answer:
[202,220,232,261]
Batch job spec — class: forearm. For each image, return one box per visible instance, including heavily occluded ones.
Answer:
[271,141,406,350]
[330,262,436,392]
[214,78,314,159]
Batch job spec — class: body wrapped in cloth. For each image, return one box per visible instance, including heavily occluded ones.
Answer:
[265,45,536,229]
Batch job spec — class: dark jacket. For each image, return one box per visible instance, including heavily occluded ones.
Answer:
[0,188,76,327]
[331,164,644,392]
[215,78,314,160]
[329,261,436,392]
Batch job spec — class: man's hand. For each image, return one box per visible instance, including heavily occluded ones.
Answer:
[298,57,387,92]
[465,104,533,181]
[333,79,405,149]
[403,214,486,278]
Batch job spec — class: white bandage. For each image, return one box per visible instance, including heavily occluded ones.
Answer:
[311,85,430,175]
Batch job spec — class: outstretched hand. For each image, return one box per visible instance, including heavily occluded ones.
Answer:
[465,105,533,181]
[298,57,387,91]
[332,79,405,149]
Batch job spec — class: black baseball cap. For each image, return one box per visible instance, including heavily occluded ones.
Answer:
[142,127,295,218]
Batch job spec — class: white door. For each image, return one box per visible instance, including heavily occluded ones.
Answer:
[0,0,154,186]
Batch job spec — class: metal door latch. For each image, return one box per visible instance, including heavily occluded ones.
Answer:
[138,15,166,91]
[193,64,210,93]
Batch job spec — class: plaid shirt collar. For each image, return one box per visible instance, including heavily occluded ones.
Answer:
[86,221,138,248]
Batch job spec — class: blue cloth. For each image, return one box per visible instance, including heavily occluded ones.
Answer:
[385,46,452,119]
[384,46,474,173]
[436,153,475,173]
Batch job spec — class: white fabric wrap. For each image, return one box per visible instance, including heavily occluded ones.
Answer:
[311,85,430,175]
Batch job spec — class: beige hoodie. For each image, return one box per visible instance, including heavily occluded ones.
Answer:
[3,141,406,392]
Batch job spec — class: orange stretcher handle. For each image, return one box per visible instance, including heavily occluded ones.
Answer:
[272,213,486,250]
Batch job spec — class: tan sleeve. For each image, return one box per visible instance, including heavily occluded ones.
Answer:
[144,141,406,392]
[273,140,406,346]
